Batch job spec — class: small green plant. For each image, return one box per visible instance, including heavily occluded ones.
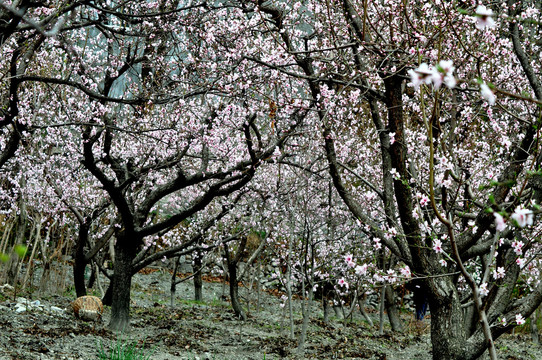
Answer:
[63,286,76,298]
[97,338,153,360]
[181,298,206,306]
[14,244,28,259]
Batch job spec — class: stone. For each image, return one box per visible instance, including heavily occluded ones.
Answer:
[72,296,103,321]
[50,306,64,313]
[0,283,14,293]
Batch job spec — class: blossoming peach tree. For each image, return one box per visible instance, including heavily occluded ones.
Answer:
[14,0,325,331]
[245,0,542,359]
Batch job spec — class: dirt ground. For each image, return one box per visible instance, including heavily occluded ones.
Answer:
[0,267,541,360]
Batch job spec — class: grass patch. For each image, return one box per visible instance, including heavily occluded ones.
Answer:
[180,298,206,306]
[97,338,153,360]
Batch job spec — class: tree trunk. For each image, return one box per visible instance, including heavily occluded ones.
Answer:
[322,281,332,323]
[7,207,28,287]
[379,284,386,335]
[531,312,539,345]
[255,263,261,313]
[228,262,246,320]
[323,300,330,323]
[170,255,179,307]
[109,236,137,332]
[297,278,313,355]
[223,237,247,320]
[358,294,373,327]
[193,251,203,302]
[102,281,113,306]
[385,286,404,332]
[87,262,97,290]
[73,224,89,297]
[22,218,41,289]
[428,278,471,360]
[73,256,87,297]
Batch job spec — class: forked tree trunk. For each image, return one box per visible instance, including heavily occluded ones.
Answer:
[385,286,404,332]
[224,237,247,320]
[228,262,246,320]
[428,277,475,360]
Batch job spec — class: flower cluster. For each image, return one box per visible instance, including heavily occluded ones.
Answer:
[511,207,533,228]
[511,240,524,256]
[355,264,368,276]
[493,267,505,280]
[480,83,496,105]
[338,277,349,289]
[419,194,429,207]
[279,294,288,308]
[479,283,489,297]
[400,265,411,278]
[474,5,496,30]
[494,212,506,231]
[408,60,456,91]
[344,254,355,268]
[494,207,534,230]
[432,239,443,254]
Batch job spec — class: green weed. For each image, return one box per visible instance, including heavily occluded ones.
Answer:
[97,338,153,360]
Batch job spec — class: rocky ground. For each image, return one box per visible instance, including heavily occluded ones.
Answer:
[0,267,541,360]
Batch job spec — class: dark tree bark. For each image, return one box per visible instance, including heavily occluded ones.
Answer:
[87,262,97,290]
[109,231,139,332]
[73,223,90,297]
[193,251,203,302]
[0,9,26,171]
[224,236,247,320]
[69,212,114,298]
[102,282,113,306]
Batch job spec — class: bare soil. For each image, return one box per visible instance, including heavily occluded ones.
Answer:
[0,268,541,360]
